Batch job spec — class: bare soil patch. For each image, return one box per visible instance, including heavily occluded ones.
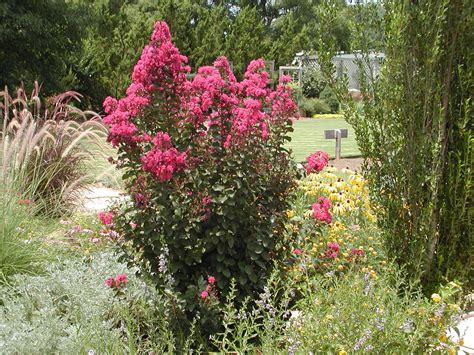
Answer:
[328,157,364,172]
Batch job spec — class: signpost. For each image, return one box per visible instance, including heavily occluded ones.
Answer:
[324,129,348,160]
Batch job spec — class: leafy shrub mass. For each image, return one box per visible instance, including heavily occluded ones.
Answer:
[301,67,326,98]
[319,85,340,113]
[103,22,298,313]
[316,0,473,291]
[300,97,331,116]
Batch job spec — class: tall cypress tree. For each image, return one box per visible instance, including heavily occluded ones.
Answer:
[192,5,230,69]
[225,6,268,76]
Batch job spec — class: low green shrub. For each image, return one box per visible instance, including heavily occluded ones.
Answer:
[0,251,176,354]
[300,97,331,116]
[301,67,326,98]
[291,268,463,354]
[320,85,340,113]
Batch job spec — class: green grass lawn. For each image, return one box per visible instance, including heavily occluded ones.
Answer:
[287,118,361,162]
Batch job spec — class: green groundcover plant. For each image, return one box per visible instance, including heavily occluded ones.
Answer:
[0,249,464,353]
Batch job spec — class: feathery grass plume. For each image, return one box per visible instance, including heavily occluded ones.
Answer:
[0,82,108,216]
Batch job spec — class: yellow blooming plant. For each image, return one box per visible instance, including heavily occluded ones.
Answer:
[285,167,386,280]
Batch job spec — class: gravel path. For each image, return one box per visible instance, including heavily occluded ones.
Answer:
[80,186,123,211]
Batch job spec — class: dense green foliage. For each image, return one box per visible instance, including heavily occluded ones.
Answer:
[317,0,473,292]
[0,0,370,109]
[0,0,86,94]
[300,97,331,115]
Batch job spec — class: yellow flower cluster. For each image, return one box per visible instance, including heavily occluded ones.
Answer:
[298,168,375,220]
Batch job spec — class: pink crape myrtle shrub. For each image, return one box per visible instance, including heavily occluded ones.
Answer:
[103,21,298,310]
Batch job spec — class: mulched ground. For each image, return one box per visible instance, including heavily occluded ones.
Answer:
[328,157,364,172]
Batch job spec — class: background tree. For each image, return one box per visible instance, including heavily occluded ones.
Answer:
[225,6,268,75]
[79,0,159,105]
[316,0,473,292]
[191,5,230,68]
[269,12,310,67]
[0,0,86,94]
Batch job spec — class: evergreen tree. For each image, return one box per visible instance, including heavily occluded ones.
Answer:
[225,6,268,76]
[80,0,159,104]
[156,0,201,65]
[269,12,310,67]
[0,0,85,94]
[192,5,230,69]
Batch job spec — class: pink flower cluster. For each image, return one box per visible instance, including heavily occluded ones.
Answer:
[293,248,302,255]
[98,211,114,226]
[311,197,332,224]
[103,21,298,184]
[105,273,128,288]
[141,132,187,182]
[323,242,340,259]
[350,248,364,257]
[200,275,216,300]
[305,150,330,174]
[102,21,188,151]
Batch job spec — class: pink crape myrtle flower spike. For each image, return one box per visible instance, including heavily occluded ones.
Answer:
[305,150,330,174]
[105,277,114,287]
[102,21,189,159]
[98,211,114,226]
[311,197,332,224]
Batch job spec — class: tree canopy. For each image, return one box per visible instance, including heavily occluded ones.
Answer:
[0,0,375,108]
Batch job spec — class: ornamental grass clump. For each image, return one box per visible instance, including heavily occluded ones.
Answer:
[0,83,107,216]
[104,21,298,310]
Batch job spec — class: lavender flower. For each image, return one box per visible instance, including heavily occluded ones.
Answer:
[400,318,414,333]
[353,329,372,351]
[434,302,446,317]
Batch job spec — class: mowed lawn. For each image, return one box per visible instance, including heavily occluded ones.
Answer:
[287,118,361,162]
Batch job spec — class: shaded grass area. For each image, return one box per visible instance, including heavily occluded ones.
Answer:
[287,118,361,162]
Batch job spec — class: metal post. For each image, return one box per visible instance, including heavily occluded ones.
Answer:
[335,129,341,160]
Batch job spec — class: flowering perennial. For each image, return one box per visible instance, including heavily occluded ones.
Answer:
[98,211,114,226]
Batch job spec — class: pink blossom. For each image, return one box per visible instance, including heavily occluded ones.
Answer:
[223,134,232,149]
[141,146,187,182]
[323,242,340,259]
[350,248,364,257]
[305,151,330,174]
[293,248,302,255]
[279,75,292,84]
[201,290,209,299]
[208,275,216,284]
[115,273,128,285]
[105,277,114,287]
[311,197,332,224]
[98,211,114,226]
